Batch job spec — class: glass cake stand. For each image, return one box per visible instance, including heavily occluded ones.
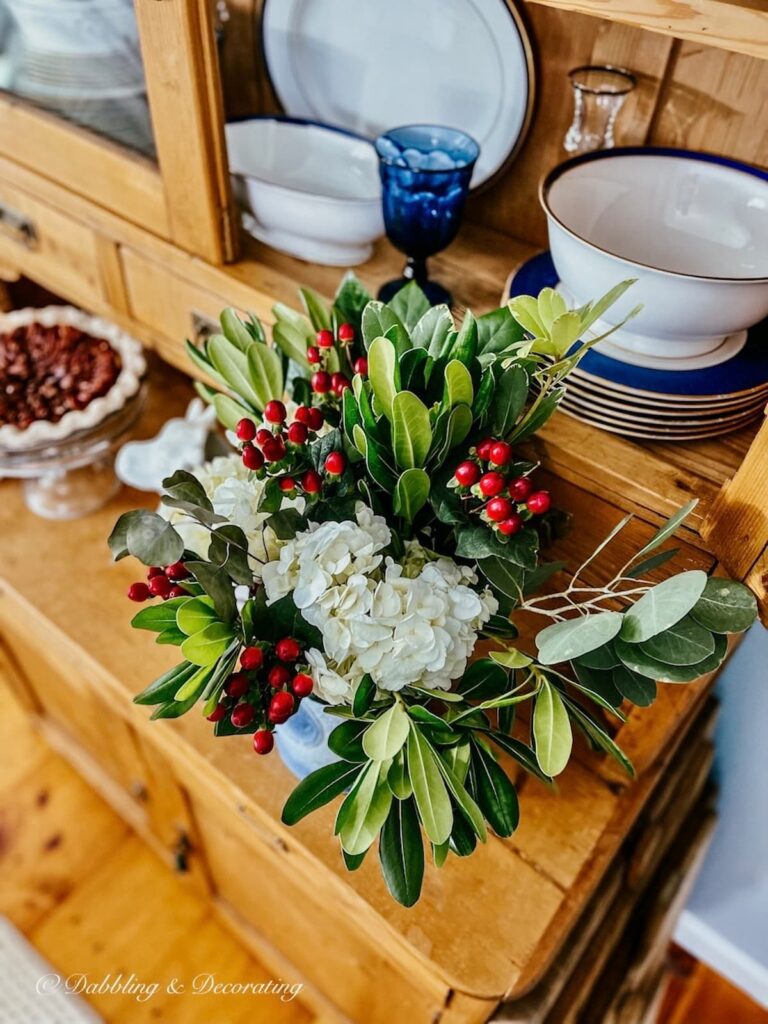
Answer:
[0,384,147,520]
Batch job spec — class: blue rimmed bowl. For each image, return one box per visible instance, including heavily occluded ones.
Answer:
[541,148,768,360]
[225,116,384,266]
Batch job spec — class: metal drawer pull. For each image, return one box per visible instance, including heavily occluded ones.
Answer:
[0,203,38,250]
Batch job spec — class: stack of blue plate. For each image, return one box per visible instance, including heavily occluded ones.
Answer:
[507,253,768,441]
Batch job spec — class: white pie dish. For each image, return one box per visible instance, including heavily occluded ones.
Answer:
[541,148,768,360]
[0,305,146,452]
[226,117,384,266]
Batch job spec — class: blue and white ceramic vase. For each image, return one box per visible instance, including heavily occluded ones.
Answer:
[275,697,339,780]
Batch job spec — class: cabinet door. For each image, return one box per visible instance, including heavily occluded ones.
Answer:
[0,0,236,263]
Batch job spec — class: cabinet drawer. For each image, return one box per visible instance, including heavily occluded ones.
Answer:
[0,180,104,307]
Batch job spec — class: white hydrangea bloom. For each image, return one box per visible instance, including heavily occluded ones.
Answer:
[161,453,301,575]
[261,511,498,701]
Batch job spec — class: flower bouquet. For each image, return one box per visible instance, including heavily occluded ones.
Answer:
[110,275,756,906]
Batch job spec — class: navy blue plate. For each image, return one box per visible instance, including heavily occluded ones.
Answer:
[507,252,768,398]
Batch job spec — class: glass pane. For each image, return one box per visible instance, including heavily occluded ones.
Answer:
[0,0,155,158]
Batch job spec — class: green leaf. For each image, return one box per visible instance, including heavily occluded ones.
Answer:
[436,753,487,841]
[271,303,313,368]
[443,360,474,409]
[108,510,151,561]
[247,342,284,409]
[131,596,190,633]
[282,760,363,826]
[299,287,331,331]
[490,365,529,437]
[367,336,400,419]
[457,659,509,701]
[509,386,564,443]
[478,557,525,603]
[327,720,367,762]
[533,681,572,776]
[155,627,187,646]
[487,731,553,784]
[407,726,453,845]
[639,615,715,666]
[490,649,532,669]
[508,295,546,337]
[561,695,635,777]
[174,663,212,702]
[180,621,235,666]
[162,469,212,510]
[387,750,413,799]
[620,570,708,643]
[392,391,432,468]
[536,612,624,666]
[627,548,680,578]
[219,307,254,352]
[429,403,473,465]
[186,339,229,390]
[575,643,620,670]
[572,661,623,708]
[207,333,264,410]
[378,797,424,907]
[342,847,367,872]
[353,674,376,717]
[362,702,410,761]
[633,500,698,561]
[133,661,198,706]
[185,561,236,623]
[476,305,525,356]
[333,273,373,326]
[411,304,453,354]
[455,524,538,569]
[176,597,217,636]
[362,303,406,352]
[123,511,184,567]
[690,577,758,633]
[612,665,657,707]
[338,760,393,855]
[536,288,568,331]
[399,347,431,392]
[448,311,478,366]
[614,633,728,682]
[579,278,638,334]
[548,311,582,355]
[388,280,430,329]
[393,469,430,522]
[208,524,253,586]
[471,740,519,837]
[213,393,255,432]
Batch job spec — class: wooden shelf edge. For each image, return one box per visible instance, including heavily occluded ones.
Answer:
[525,0,768,61]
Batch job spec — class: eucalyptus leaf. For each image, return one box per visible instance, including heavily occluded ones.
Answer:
[572,661,623,708]
[620,570,708,643]
[536,611,624,665]
[632,500,698,560]
[124,512,184,567]
[689,577,758,633]
[627,548,680,578]
[612,665,657,706]
[490,649,532,669]
[185,560,236,622]
[533,681,572,776]
[574,643,620,670]
[162,469,212,510]
[639,615,715,666]
[614,633,727,682]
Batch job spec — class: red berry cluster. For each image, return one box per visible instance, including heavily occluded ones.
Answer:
[127,560,190,602]
[307,325,367,400]
[453,437,551,537]
[206,635,314,755]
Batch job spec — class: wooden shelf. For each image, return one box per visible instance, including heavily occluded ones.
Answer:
[525,0,768,60]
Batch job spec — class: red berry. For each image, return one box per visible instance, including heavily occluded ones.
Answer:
[307,407,324,431]
[295,405,312,425]
[479,472,506,497]
[311,371,332,394]
[332,374,351,395]
[338,323,355,343]
[353,357,368,375]
[240,646,264,671]
[498,514,523,536]
[508,476,534,501]
[231,703,255,729]
[489,441,513,467]
[128,582,150,602]
[276,637,301,662]
[226,672,250,699]
[301,469,323,494]
[486,497,513,522]
[527,490,551,515]
[279,477,296,493]
[148,574,172,598]
[269,690,295,723]
[324,451,346,475]
[256,427,273,446]
[264,399,286,424]
[147,566,164,579]
[316,329,334,349]
[476,437,495,460]
[253,729,274,755]
[165,561,189,581]
[287,421,308,445]
[242,444,264,471]
[261,437,286,463]
[168,585,187,599]
[454,460,481,487]
[236,418,256,442]
[307,345,320,365]
[291,673,314,698]
[268,664,291,688]
[207,702,227,723]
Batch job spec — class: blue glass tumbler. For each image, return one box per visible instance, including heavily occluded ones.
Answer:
[375,125,480,306]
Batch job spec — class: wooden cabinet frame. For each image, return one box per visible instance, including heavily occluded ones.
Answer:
[0,0,236,264]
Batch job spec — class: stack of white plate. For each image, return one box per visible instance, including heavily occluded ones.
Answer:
[507,253,768,441]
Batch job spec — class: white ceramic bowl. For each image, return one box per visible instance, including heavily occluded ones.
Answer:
[226,118,384,266]
[541,149,768,359]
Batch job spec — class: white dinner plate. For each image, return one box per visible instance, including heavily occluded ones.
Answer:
[564,378,768,414]
[558,406,760,441]
[262,0,533,188]
[560,392,764,429]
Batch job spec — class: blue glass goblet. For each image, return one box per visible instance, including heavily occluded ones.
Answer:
[375,125,480,306]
